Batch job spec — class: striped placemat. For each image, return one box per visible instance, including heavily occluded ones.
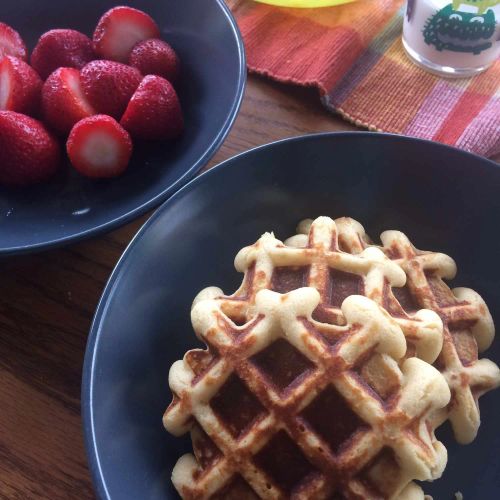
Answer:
[229,0,500,157]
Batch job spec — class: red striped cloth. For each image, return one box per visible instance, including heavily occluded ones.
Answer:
[229,0,500,157]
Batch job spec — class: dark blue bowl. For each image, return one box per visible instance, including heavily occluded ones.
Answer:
[0,0,245,254]
[83,133,500,499]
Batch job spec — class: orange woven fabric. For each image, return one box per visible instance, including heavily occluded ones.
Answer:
[229,0,500,157]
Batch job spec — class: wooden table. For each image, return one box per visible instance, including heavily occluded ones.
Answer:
[0,76,357,499]
[2,63,498,496]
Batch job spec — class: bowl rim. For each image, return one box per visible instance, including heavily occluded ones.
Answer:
[82,131,499,499]
[0,0,246,256]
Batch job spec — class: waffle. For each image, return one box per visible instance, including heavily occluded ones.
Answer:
[288,217,499,444]
[197,217,444,365]
[164,287,450,499]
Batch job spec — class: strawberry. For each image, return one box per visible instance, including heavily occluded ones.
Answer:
[93,6,160,63]
[0,111,60,186]
[129,39,180,84]
[41,67,95,135]
[31,29,95,80]
[80,60,142,120]
[67,115,132,178]
[0,56,42,116]
[120,75,183,141]
[0,22,27,61]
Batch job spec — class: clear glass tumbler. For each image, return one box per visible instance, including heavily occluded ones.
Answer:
[402,0,500,77]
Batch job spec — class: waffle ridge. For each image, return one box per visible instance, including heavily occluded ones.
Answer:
[291,217,500,444]
[164,287,450,499]
[199,217,444,364]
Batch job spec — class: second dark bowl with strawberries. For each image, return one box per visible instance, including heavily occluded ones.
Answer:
[0,0,245,254]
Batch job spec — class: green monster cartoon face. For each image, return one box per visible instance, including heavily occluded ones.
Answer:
[423,4,496,54]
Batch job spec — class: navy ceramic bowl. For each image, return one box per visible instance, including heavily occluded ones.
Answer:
[0,0,245,254]
[83,133,500,499]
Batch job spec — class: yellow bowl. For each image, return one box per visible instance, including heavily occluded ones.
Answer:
[254,0,356,7]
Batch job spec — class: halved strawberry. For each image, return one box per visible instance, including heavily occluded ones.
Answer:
[31,29,95,80]
[129,38,180,83]
[0,22,27,61]
[120,75,183,141]
[80,60,142,120]
[0,111,60,186]
[93,6,160,63]
[67,114,132,178]
[0,56,42,116]
[41,67,95,135]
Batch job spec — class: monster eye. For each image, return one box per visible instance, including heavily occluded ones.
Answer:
[469,16,484,23]
[449,13,462,20]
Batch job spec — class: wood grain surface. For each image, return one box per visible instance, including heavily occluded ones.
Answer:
[1,65,498,497]
[0,75,359,499]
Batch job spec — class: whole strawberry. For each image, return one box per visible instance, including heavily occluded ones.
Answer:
[31,29,95,80]
[80,60,142,120]
[0,56,42,116]
[41,67,95,134]
[121,75,183,141]
[0,111,60,186]
[129,39,180,83]
[0,22,27,61]
[93,6,160,63]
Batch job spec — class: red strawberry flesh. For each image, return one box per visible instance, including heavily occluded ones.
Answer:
[41,67,95,134]
[120,75,183,141]
[31,29,95,80]
[0,22,27,61]
[0,111,60,186]
[93,6,160,63]
[67,114,132,178]
[80,60,142,120]
[0,56,42,115]
[129,38,180,83]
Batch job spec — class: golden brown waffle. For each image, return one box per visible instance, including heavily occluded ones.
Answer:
[289,217,499,444]
[197,217,444,365]
[164,287,450,499]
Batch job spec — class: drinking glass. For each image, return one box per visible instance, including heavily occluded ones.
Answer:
[402,0,500,77]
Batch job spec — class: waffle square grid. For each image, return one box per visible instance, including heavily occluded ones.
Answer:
[164,287,450,499]
[198,216,498,444]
